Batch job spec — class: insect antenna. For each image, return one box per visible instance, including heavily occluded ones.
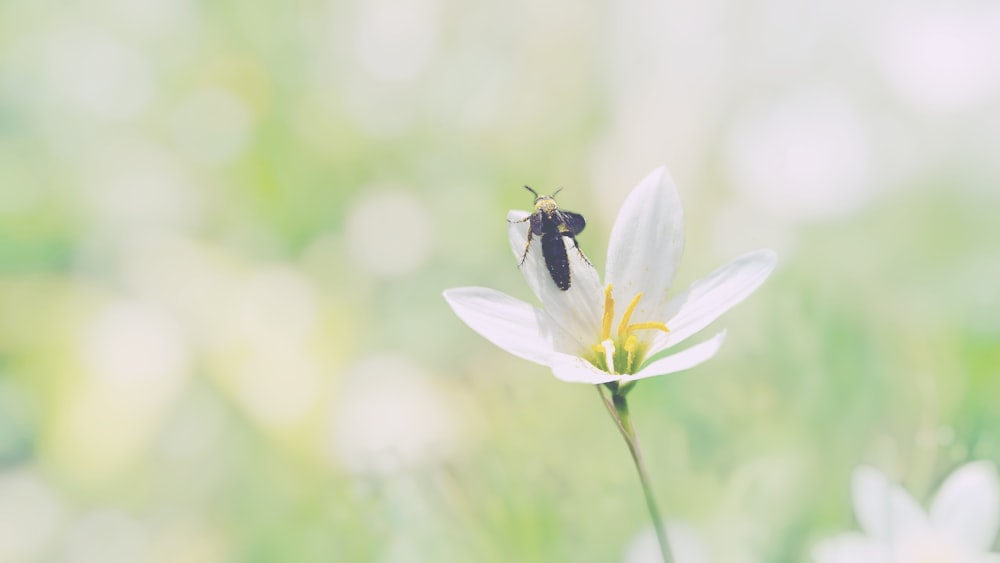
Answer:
[523,185,539,197]
[551,187,563,197]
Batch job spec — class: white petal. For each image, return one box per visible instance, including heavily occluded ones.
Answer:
[547,352,617,384]
[622,331,726,382]
[650,249,777,355]
[605,166,684,325]
[507,210,544,299]
[507,210,604,353]
[852,465,928,540]
[811,533,889,563]
[442,287,558,366]
[929,461,1000,550]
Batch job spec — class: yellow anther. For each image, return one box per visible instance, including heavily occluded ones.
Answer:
[617,292,644,337]
[624,334,639,352]
[601,284,615,341]
[626,321,671,334]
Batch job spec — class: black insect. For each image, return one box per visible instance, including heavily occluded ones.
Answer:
[509,186,588,291]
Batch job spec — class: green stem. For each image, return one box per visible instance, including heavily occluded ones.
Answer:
[596,385,674,563]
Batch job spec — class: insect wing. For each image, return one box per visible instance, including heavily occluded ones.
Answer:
[557,210,586,235]
[529,211,544,236]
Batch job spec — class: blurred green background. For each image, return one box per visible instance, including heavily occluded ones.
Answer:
[1,0,999,560]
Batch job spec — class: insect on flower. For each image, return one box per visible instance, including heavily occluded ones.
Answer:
[509,186,589,291]
[444,165,778,385]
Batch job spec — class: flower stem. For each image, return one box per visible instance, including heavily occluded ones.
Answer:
[596,385,674,563]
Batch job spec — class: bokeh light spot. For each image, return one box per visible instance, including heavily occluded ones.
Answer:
[170,88,252,166]
[53,301,192,480]
[80,140,200,234]
[346,187,433,277]
[353,0,439,83]
[43,26,154,120]
[82,301,191,391]
[0,469,67,561]
[725,90,873,221]
[881,6,1000,113]
[329,355,460,475]
[222,267,325,428]
[62,509,148,563]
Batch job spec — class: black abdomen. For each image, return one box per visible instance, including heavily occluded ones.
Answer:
[541,231,571,290]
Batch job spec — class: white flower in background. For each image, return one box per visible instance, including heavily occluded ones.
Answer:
[813,462,1000,563]
[624,523,709,563]
[443,166,777,384]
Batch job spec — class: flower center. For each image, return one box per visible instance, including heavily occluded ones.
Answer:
[586,284,670,375]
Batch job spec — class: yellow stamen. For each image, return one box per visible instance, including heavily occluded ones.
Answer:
[601,284,615,341]
[624,334,638,371]
[617,292,644,337]
[627,321,671,334]
[586,286,671,375]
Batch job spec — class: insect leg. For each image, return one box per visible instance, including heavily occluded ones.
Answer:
[518,228,533,266]
[567,234,593,266]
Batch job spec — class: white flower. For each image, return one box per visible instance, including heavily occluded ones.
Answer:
[443,166,777,384]
[813,462,1000,563]
[624,523,710,563]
